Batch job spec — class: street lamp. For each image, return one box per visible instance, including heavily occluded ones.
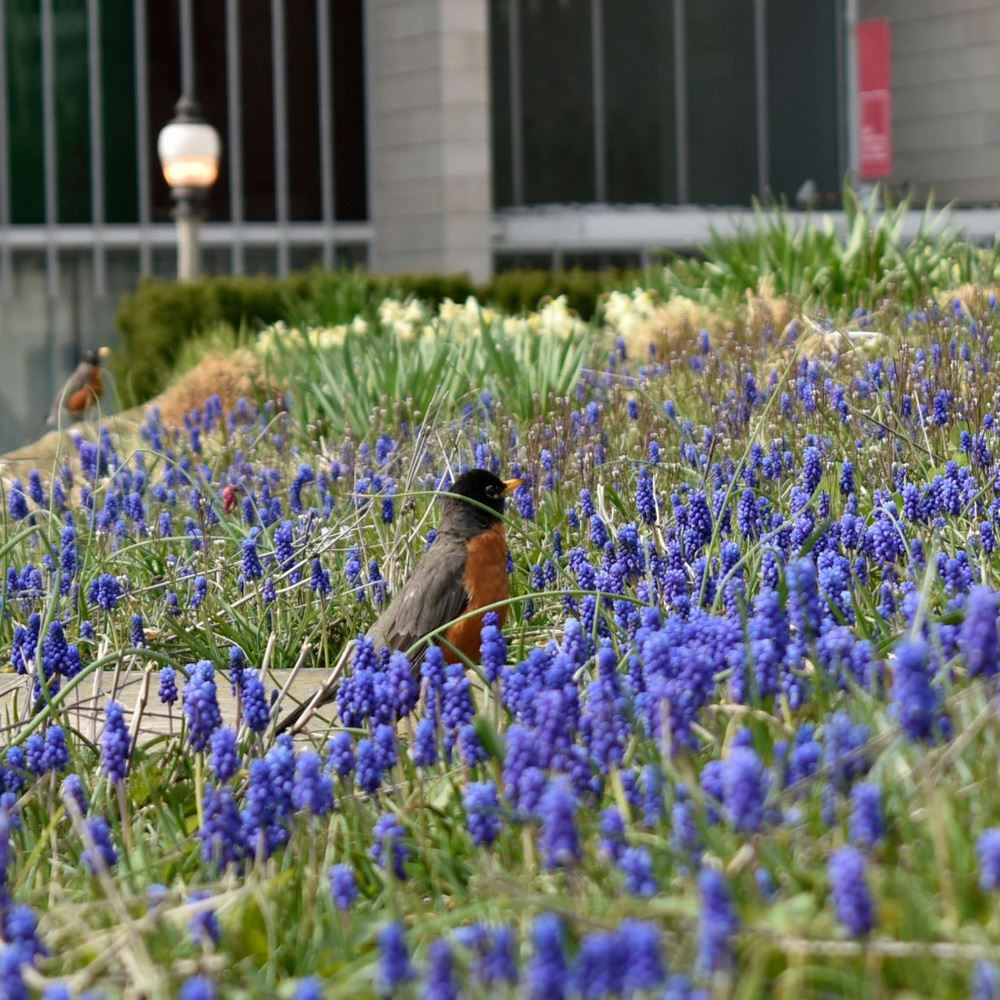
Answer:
[157,96,221,281]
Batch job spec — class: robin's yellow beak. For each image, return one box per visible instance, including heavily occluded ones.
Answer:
[97,346,111,359]
[502,478,523,496]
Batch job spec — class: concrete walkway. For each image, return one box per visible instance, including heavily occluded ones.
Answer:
[0,667,340,745]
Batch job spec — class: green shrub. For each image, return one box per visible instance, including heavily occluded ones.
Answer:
[114,275,309,407]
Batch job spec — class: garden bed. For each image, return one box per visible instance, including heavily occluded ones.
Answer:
[1,280,999,997]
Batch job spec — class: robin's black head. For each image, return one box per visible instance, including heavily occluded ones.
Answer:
[82,347,110,366]
[441,469,523,535]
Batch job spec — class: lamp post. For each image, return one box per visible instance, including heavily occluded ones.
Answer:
[157,96,221,281]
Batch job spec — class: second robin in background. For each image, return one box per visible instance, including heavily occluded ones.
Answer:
[277,468,522,733]
[44,347,110,431]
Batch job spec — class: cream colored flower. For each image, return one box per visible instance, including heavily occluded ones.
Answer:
[395,320,417,342]
[439,298,462,324]
[378,299,403,327]
[313,325,347,350]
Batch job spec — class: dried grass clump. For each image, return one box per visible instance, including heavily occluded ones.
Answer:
[605,294,718,359]
[743,276,795,334]
[154,349,273,429]
[936,284,1000,314]
[609,279,800,360]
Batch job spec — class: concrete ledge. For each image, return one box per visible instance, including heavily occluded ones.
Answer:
[492,204,1000,255]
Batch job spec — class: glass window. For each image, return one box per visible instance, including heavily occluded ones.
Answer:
[146,1,236,223]
[495,252,555,272]
[521,0,595,205]
[240,0,275,221]
[490,0,513,208]
[6,1,45,224]
[286,1,321,222]
[200,245,232,277]
[101,0,138,223]
[290,244,324,272]
[151,246,178,279]
[147,0,181,223]
[335,243,369,270]
[54,0,91,222]
[766,0,842,205]
[563,251,641,270]
[105,249,140,295]
[685,0,757,205]
[603,0,676,204]
[332,0,367,221]
[244,245,278,275]
[193,0,230,223]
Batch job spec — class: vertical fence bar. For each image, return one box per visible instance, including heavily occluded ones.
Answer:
[41,0,59,300]
[361,0,375,266]
[41,0,60,400]
[226,0,244,273]
[590,0,606,202]
[509,0,524,206]
[845,0,859,181]
[133,0,151,274]
[835,0,847,179]
[87,0,106,296]
[271,0,290,275]
[0,0,11,296]
[317,0,335,269]
[673,0,688,204]
[754,0,769,199]
[179,0,194,97]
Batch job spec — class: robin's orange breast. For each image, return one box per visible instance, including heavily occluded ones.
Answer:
[66,371,103,414]
[442,522,509,664]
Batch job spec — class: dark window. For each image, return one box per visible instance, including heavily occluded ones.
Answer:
[290,244,323,271]
[495,252,555,272]
[490,0,513,208]
[101,0,138,223]
[105,248,140,294]
[563,251,641,270]
[332,0,367,221]
[244,244,278,275]
[54,0,91,222]
[603,0,676,204]
[193,0,230,222]
[240,0,275,221]
[286,0,321,221]
[521,0,595,205]
[146,0,181,222]
[335,243,368,269]
[6,1,45,224]
[685,0,757,205]
[766,0,842,205]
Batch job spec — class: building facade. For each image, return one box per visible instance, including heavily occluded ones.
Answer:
[0,0,996,448]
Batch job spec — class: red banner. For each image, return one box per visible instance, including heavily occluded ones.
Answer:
[857,19,892,178]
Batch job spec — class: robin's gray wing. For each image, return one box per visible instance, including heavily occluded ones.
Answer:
[46,362,95,425]
[275,535,470,734]
[366,533,470,656]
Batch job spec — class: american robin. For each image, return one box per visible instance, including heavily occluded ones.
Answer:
[276,469,523,733]
[45,347,110,430]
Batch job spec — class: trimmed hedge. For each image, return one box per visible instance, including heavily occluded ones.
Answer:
[113,269,635,407]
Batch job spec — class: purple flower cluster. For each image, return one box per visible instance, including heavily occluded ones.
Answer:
[183,661,223,752]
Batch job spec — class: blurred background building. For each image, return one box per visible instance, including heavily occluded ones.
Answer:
[0,0,998,447]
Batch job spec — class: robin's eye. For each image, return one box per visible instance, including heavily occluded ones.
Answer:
[485,484,498,498]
